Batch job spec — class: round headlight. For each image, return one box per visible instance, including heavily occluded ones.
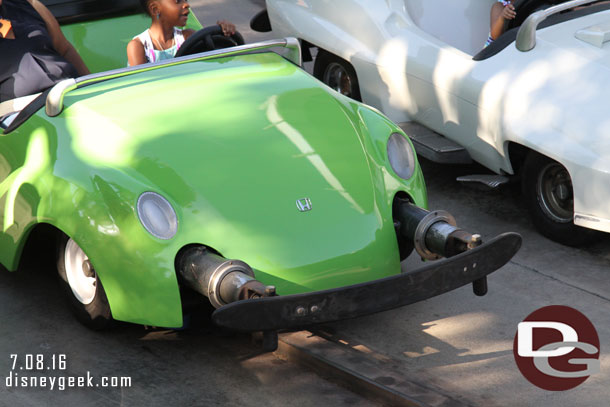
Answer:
[387,132,416,180]
[137,192,178,240]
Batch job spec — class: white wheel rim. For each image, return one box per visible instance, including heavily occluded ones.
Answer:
[64,239,96,305]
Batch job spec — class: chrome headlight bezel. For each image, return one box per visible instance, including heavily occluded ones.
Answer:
[137,191,178,240]
[387,132,416,180]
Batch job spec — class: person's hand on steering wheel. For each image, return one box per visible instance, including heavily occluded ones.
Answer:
[217,20,236,37]
[501,3,517,21]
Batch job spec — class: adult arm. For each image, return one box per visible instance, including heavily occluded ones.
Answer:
[28,0,90,75]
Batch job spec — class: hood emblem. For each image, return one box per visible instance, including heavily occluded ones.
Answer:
[296,198,312,212]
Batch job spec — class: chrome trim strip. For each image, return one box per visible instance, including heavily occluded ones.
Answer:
[284,37,302,68]
[574,213,610,233]
[45,37,302,117]
[45,79,77,117]
[516,0,599,51]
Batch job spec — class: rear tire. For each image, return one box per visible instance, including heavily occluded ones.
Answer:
[57,235,112,329]
[522,152,597,246]
[313,50,362,101]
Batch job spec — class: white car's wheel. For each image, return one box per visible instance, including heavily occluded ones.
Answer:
[313,50,361,101]
[57,235,112,329]
[522,152,597,246]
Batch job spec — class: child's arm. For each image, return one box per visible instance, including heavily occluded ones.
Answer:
[490,2,516,41]
[183,29,195,40]
[127,39,148,66]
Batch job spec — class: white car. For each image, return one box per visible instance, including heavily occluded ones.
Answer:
[253,0,610,246]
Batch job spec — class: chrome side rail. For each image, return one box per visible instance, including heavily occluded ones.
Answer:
[516,0,599,51]
[46,37,302,117]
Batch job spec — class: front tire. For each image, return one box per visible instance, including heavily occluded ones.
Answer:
[522,152,596,246]
[313,50,362,101]
[57,235,112,329]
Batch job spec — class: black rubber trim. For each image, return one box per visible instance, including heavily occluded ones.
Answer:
[212,232,522,332]
[473,2,610,60]
[41,0,141,24]
[301,39,314,63]
[3,90,50,134]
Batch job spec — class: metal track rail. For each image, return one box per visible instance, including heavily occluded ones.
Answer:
[276,330,469,407]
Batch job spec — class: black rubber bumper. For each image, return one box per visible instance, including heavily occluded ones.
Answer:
[212,232,521,332]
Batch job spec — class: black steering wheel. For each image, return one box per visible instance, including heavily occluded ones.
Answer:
[175,25,245,57]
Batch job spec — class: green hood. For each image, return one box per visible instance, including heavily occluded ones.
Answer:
[60,53,403,294]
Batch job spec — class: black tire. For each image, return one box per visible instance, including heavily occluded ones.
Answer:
[57,234,112,329]
[313,50,362,101]
[522,151,597,246]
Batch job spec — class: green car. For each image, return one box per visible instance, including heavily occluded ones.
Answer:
[0,0,520,349]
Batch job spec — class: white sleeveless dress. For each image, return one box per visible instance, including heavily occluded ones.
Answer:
[131,27,186,64]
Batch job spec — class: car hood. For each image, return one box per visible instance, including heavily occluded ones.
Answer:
[60,53,401,294]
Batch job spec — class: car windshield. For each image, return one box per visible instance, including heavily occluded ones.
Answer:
[531,0,610,15]
[565,0,610,14]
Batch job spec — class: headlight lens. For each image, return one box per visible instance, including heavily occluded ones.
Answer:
[137,192,178,240]
[387,132,416,180]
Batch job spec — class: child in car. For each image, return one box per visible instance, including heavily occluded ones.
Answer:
[485,0,516,47]
[127,0,235,66]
